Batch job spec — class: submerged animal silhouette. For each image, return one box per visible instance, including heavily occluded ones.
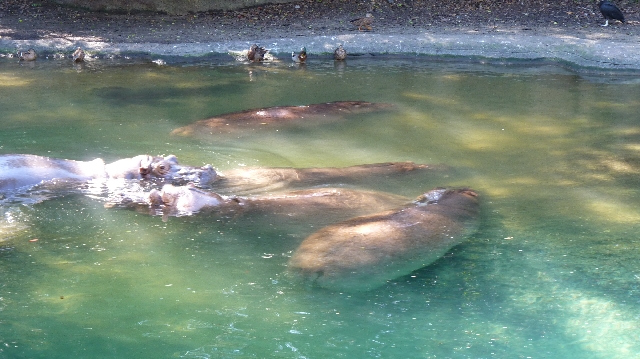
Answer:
[171,101,393,135]
[288,188,480,291]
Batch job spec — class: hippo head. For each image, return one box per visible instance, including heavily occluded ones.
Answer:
[139,155,179,179]
[171,164,217,186]
[414,187,480,224]
[156,183,225,215]
[138,155,217,186]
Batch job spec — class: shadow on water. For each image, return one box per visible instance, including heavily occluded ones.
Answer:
[91,82,245,106]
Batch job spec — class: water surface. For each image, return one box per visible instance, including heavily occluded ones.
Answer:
[1,56,640,358]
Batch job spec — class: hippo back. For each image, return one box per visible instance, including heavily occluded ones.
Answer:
[287,187,480,291]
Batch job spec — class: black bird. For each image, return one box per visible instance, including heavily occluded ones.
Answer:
[598,1,625,26]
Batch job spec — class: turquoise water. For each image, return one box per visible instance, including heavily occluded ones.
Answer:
[1,56,640,358]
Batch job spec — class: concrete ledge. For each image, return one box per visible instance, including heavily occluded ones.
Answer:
[1,32,639,70]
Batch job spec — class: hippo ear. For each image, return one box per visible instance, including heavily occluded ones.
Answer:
[137,155,154,175]
[148,189,163,206]
[164,155,179,165]
[139,155,154,166]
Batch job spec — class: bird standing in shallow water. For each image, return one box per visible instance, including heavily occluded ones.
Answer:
[19,49,37,61]
[334,45,347,60]
[598,1,624,26]
[350,13,374,31]
[292,47,307,63]
[72,47,85,62]
[247,44,268,62]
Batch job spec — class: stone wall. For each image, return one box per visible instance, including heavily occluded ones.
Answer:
[51,0,297,14]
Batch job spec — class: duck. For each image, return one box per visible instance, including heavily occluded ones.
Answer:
[598,1,624,26]
[18,49,37,61]
[72,47,85,62]
[334,45,347,60]
[291,47,307,63]
[247,44,268,62]
[350,13,374,31]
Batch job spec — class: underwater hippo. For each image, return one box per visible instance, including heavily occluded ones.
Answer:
[287,187,480,292]
[105,161,444,219]
[0,154,216,193]
[171,101,393,136]
[107,160,441,209]
[213,161,441,195]
[114,183,409,223]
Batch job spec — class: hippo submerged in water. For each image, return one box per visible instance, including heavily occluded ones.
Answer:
[105,161,441,218]
[0,152,437,199]
[1,153,477,292]
[288,188,480,291]
[113,183,409,223]
[113,183,479,291]
[213,161,441,195]
[171,101,393,136]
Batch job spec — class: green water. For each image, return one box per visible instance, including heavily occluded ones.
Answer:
[1,56,640,358]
